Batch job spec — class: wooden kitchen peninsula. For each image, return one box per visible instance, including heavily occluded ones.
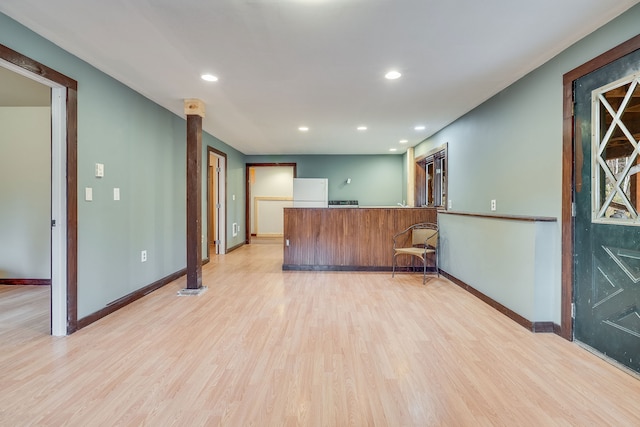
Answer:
[283,207,439,270]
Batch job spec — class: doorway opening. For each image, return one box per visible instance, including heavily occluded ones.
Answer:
[245,163,297,244]
[0,44,78,336]
[0,66,50,334]
[207,147,227,256]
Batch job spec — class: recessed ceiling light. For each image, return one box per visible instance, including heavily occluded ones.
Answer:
[385,70,402,80]
[389,148,398,152]
[201,74,218,82]
[357,126,367,131]
[399,139,408,144]
[414,125,426,131]
[298,126,309,132]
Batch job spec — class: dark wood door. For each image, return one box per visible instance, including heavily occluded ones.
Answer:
[574,49,640,374]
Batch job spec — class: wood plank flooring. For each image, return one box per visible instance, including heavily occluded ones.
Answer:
[2,240,640,426]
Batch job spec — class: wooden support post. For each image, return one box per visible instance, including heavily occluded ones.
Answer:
[185,99,204,290]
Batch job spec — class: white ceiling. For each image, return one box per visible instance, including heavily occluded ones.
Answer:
[1,0,638,155]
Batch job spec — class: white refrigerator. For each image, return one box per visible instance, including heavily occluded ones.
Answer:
[293,178,328,208]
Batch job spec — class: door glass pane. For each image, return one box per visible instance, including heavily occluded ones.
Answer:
[601,154,636,219]
[593,75,640,222]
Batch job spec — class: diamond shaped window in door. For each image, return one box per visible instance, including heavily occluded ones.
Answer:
[592,73,640,223]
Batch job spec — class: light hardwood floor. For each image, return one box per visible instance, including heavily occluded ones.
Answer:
[2,240,640,426]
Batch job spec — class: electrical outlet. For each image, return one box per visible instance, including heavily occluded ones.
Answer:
[491,199,497,211]
[232,223,238,237]
[141,250,147,262]
[448,199,452,209]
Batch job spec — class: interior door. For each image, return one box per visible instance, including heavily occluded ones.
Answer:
[209,159,224,255]
[574,48,640,374]
[210,157,221,255]
[214,159,222,254]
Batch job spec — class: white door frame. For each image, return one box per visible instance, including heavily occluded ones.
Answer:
[0,59,67,336]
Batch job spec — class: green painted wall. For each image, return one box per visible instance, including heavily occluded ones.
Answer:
[414,4,640,323]
[0,13,245,318]
[245,154,404,206]
[76,87,187,315]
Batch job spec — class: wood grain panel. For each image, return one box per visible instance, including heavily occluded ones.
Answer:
[441,211,557,222]
[0,44,78,90]
[283,207,438,270]
[0,279,51,286]
[354,209,389,266]
[186,114,202,289]
[284,208,315,265]
[66,87,78,333]
[316,208,344,267]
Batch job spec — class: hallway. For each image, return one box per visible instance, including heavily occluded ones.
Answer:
[2,240,640,426]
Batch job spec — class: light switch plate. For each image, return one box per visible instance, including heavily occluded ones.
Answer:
[113,188,120,200]
[95,163,104,178]
[85,187,93,201]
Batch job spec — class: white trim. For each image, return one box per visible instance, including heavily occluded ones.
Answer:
[217,156,226,254]
[50,87,67,336]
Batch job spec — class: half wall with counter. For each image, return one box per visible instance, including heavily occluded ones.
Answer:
[438,211,559,329]
[283,207,438,270]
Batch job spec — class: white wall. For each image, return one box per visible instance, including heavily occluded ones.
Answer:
[0,106,51,278]
[249,166,294,236]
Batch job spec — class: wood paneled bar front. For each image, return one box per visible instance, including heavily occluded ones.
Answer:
[283,207,438,270]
